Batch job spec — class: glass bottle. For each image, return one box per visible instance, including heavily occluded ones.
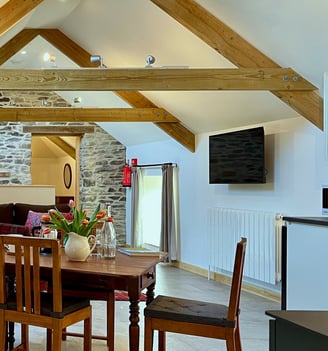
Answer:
[100,206,116,259]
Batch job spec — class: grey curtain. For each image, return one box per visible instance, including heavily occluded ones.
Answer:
[160,164,177,261]
[130,167,144,247]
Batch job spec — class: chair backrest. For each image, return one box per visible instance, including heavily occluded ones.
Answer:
[0,235,62,314]
[226,237,247,323]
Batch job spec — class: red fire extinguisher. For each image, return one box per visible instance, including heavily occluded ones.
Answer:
[122,161,132,187]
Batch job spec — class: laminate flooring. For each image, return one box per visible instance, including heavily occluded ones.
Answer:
[14,263,280,350]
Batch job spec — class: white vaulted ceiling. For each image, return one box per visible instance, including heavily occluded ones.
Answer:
[0,0,325,149]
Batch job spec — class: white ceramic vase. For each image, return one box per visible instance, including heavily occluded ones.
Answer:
[64,232,96,261]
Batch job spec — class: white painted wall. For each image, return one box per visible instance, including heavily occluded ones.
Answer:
[0,185,55,205]
[127,116,328,271]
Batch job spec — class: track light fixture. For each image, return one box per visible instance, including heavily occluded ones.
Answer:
[90,55,106,68]
[145,55,155,67]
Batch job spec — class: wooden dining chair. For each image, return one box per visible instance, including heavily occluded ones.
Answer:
[59,284,114,350]
[0,235,92,351]
[144,237,247,351]
[40,223,115,350]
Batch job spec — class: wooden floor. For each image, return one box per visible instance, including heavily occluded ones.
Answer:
[14,263,280,350]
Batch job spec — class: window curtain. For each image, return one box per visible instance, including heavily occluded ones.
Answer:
[130,167,144,247]
[160,164,178,262]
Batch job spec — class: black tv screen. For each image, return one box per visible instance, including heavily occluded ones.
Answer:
[209,127,266,184]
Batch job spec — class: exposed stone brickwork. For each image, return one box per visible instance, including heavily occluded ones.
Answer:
[80,125,126,243]
[0,91,127,243]
[0,122,32,184]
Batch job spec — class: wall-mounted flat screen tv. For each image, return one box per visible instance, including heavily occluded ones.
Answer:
[209,127,266,184]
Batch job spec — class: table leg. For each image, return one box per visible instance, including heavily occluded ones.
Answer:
[146,283,155,305]
[128,283,156,351]
[108,291,115,351]
[128,298,140,351]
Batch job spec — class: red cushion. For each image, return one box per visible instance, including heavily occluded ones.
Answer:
[62,212,73,221]
[0,223,30,236]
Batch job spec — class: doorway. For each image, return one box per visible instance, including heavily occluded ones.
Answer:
[30,135,78,204]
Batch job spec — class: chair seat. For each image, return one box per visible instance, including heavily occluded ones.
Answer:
[144,295,234,327]
[2,293,90,319]
[41,294,90,318]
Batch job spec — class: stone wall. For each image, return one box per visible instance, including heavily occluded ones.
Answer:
[80,125,126,241]
[0,122,32,184]
[0,91,127,242]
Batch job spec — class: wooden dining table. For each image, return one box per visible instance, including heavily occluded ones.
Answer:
[5,249,164,351]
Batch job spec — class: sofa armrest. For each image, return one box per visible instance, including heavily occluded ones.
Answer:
[0,223,30,236]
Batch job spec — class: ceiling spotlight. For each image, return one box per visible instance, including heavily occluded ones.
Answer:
[145,55,155,67]
[43,52,50,62]
[90,55,106,68]
[43,52,56,63]
[43,52,57,68]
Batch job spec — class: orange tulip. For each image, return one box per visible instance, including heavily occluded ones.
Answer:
[41,214,51,222]
[42,227,51,234]
[82,218,89,226]
[48,203,101,237]
[96,210,106,220]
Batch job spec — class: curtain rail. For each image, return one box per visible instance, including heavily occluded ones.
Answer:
[132,162,177,169]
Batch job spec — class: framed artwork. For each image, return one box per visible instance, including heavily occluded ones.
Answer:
[63,163,72,189]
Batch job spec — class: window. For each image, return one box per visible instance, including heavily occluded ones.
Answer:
[141,175,162,247]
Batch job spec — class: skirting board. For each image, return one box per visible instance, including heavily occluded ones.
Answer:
[170,260,281,303]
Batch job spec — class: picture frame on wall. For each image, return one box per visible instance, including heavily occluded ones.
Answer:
[63,163,72,189]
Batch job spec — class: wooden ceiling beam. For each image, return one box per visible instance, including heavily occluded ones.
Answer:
[0,0,43,36]
[0,107,177,122]
[37,28,99,68]
[151,0,323,129]
[23,125,95,135]
[0,67,315,91]
[37,28,195,152]
[46,136,76,160]
[115,90,195,152]
[0,29,40,64]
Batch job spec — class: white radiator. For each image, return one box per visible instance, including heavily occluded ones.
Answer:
[208,207,282,285]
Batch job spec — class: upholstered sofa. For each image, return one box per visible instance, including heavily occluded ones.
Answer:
[0,202,70,236]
